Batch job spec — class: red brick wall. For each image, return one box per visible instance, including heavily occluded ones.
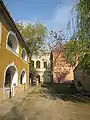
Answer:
[51,50,74,83]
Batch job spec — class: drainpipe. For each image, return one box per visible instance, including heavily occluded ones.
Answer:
[0,22,2,47]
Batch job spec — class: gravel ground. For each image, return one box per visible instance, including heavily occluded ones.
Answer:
[2,86,90,120]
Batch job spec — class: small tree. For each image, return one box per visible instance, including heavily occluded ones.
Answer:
[47,30,66,51]
[16,22,47,56]
[29,61,37,85]
[64,0,90,69]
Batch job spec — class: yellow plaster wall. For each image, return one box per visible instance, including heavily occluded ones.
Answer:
[0,23,29,88]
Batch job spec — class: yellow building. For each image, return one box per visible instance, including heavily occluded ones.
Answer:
[0,1,30,98]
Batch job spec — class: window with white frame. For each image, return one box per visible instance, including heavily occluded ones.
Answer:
[6,31,19,55]
[21,48,27,61]
[43,61,47,68]
[36,60,40,68]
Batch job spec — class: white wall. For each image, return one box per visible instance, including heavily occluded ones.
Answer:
[22,72,26,84]
[31,53,51,83]
[12,71,18,86]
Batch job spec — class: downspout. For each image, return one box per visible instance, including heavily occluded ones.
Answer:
[0,21,2,47]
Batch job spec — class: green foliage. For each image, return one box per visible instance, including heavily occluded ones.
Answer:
[16,22,47,55]
[29,61,37,79]
[64,0,90,70]
[79,54,90,70]
[64,39,90,67]
[76,0,90,39]
[48,30,66,50]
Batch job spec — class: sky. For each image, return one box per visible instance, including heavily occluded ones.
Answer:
[3,0,74,32]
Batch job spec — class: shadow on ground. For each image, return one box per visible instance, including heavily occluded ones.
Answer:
[2,106,25,120]
[34,83,90,103]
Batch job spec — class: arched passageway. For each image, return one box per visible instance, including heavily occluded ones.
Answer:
[4,65,18,88]
[20,70,26,84]
[36,75,40,83]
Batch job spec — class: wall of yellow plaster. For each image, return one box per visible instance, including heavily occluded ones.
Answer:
[0,23,29,88]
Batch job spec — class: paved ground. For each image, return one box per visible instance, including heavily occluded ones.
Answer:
[1,86,90,120]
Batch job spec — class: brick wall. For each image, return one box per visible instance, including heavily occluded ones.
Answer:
[51,50,74,83]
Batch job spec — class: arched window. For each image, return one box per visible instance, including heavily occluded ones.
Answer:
[6,31,19,54]
[36,60,40,68]
[20,69,26,84]
[43,61,47,68]
[8,39,12,48]
[21,48,27,61]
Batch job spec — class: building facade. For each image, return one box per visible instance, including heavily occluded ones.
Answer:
[0,1,30,99]
[31,53,51,83]
[51,49,74,83]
